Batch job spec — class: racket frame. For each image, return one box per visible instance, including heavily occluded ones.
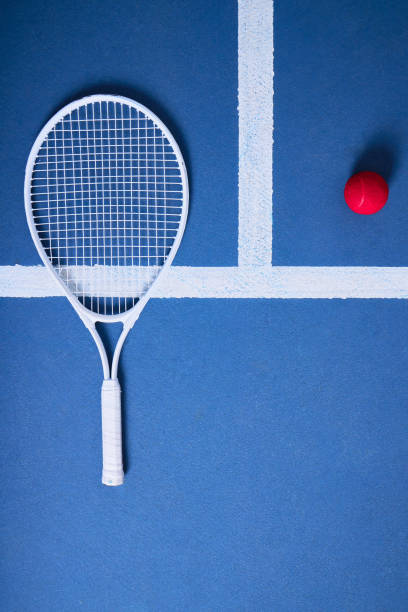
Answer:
[24,94,189,481]
[25,94,188,374]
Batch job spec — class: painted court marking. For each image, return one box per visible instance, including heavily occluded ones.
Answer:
[3,265,408,299]
[1,0,405,300]
[238,0,273,266]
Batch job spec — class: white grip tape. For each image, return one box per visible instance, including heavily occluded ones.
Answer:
[101,379,124,486]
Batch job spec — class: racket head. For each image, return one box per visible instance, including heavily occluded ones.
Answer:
[25,94,188,323]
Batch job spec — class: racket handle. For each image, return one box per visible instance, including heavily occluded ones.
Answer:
[101,379,124,486]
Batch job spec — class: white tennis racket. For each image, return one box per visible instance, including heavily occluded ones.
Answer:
[25,94,188,486]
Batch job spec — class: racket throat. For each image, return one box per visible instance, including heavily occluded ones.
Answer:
[87,320,131,380]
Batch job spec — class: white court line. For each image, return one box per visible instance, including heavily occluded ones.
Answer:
[238,0,273,266]
[3,265,408,299]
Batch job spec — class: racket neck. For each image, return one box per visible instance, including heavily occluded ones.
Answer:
[86,319,131,381]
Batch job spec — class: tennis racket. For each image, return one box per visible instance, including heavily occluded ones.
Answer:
[24,94,189,486]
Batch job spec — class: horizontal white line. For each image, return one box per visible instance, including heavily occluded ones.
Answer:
[2,265,408,298]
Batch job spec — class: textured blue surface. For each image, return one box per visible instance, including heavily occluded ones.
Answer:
[274,0,408,265]
[2,1,408,611]
[2,298,408,611]
[0,0,237,267]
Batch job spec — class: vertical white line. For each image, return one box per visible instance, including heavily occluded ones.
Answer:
[162,130,166,267]
[85,103,92,311]
[61,118,70,286]
[51,136,57,256]
[114,102,120,314]
[101,101,107,315]
[45,135,52,267]
[108,102,113,314]
[238,0,273,266]
[77,107,86,306]
[91,102,98,313]
[120,103,125,312]
[146,116,149,276]
[129,108,134,305]
[69,111,78,298]
[136,109,141,303]
[154,125,158,266]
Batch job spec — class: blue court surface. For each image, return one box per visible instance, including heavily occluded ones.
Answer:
[1,1,408,610]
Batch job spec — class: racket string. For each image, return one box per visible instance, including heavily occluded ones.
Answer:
[31,100,184,315]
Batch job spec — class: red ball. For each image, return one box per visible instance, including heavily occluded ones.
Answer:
[344,171,389,215]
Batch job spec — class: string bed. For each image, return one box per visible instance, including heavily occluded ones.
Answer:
[30,100,184,315]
